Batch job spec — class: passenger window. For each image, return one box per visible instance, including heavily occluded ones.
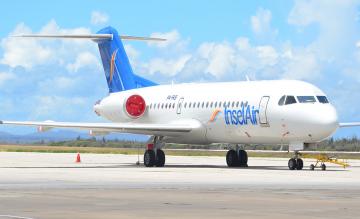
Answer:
[184,102,187,108]
[278,95,286,106]
[317,96,329,103]
[285,96,297,105]
[172,103,175,108]
[214,102,217,108]
[297,96,316,103]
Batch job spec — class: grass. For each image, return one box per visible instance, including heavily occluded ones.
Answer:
[0,144,359,159]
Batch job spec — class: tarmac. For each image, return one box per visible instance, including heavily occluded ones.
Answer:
[0,152,359,219]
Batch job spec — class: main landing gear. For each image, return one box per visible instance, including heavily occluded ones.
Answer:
[143,136,166,167]
[226,148,248,167]
[288,151,303,170]
[144,149,165,167]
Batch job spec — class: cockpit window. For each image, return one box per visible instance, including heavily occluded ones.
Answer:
[317,96,329,103]
[285,96,297,105]
[297,96,316,103]
[278,95,286,106]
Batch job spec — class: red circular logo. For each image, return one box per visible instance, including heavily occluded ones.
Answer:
[125,95,146,117]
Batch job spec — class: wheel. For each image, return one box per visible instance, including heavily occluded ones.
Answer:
[144,149,156,167]
[321,163,326,171]
[238,150,248,167]
[296,158,303,170]
[310,164,315,170]
[226,150,238,167]
[288,158,297,170]
[155,149,165,167]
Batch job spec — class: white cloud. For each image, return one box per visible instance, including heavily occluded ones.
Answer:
[251,8,271,34]
[356,41,360,48]
[256,46,278,66]
[30,95,88,119]
[0,23,53,69]
[281,48,320,80]
[91,11,109,25]
[149,30,180,48]
[200,42,235,77]
[251,8,277,38]
[0,21,98,71]
[38,76,78,92]
[148,30,190,53]
[0,72,15,85]
[144,55,191,76]
[288,0,359,60]
[66,52,101,73]
[124,44,140,61]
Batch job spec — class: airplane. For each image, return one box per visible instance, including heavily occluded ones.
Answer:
[1,26,359,170]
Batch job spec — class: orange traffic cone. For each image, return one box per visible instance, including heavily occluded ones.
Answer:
[75,153,81,163]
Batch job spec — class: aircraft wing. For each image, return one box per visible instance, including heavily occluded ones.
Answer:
[0,120,196,136]
[339,122,360,127]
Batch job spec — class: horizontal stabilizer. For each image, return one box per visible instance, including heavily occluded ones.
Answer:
[339,122,360,127]
[12,34,166,41]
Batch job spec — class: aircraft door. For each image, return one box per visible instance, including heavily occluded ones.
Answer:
[258,96,270,126]
[177,97,184,114]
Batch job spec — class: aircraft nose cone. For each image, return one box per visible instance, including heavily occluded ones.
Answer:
[313,104,338,138]
[322,105,338,127]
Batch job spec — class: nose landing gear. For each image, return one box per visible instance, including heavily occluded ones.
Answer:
[288,151,304,170]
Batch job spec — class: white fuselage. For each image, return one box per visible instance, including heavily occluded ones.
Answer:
[94,80,339,145]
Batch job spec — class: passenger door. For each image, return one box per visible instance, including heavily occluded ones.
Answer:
[258,96,270,126]
[176,97,184,114]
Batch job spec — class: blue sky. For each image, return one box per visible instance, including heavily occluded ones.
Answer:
[0,0,359,138]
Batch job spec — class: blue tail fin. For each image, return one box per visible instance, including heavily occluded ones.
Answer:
[95,26,157,93]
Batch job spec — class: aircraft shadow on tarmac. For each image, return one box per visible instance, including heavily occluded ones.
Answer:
[0,163,346,171]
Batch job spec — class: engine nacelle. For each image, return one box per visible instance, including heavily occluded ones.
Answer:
[93,93,147,122]
[124,94,146,118]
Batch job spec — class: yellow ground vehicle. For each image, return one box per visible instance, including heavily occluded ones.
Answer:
[300,153,349,170]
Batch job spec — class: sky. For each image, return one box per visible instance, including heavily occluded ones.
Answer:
[0,0,359,138]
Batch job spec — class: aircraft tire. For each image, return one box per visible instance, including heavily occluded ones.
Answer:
[144,149,156,167]
[310,164,315,170]
[288,158,297,170]
[155,149,166,167]
[226,150,238,167]
[321,163,326,171]
[238,150,248,167]
[296,158,303,170]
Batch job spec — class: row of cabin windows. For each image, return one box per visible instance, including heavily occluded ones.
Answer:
[278,95,329,106]
[149,101,244,110]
